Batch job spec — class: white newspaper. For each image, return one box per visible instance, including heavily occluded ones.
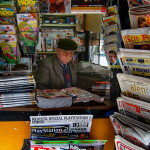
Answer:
[30,115,93,139]
[117,95,150,125]
[117,73,150,103]
[110,112,150,149]
[115,135,145,150]
[117,48,150,77]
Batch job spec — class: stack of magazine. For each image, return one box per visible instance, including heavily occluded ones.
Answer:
[0,75,36,108]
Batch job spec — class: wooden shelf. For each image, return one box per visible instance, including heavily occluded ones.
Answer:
[41,24,76,27]
[40,13,75,16]
[37,50,79,54]
[0,100,112,112]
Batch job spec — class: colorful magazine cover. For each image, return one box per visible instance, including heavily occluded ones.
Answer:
[0,25,16,35]
[17,0,38,13]
[117,49,150,77]
[0,18,15,25]
[127,0,150,8]
[106,5,118,17]
[121,27,150,49]
[104,24,119,36]
[16,13,38,32]
[0,8,15,17]
[115,135,145,150]
[0,0,15,7]
[129,5,150,28]
[103,42,121,69]
[30,115,93,139]
[117,73,150,103]
[0,34,20,64]
[19,32,38,46]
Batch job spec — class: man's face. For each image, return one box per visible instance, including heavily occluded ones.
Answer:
[56,48,74,64]
[109,53,116,64]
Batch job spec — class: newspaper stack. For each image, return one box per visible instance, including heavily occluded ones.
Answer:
[115,135,145,150]
[117,48,150,78]
[0,75,36,108]
[117,95,150,125]
[110,112,150,149]
[30,139,107,150]
[30,115,93,140]
[117,73,150,103]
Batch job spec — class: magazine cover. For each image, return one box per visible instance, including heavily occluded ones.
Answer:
[103,42,121,69]
[19,32,38,46]
[115,135,145,150]
[127,0,150,8]
[16,13,38,32]
[117,95,150,125]
[117,73,150,103]
[117,48,150,77]
[0,18,15,25]
[0,0,15,7]
[17,0,38,13]
[0,34,20,64]
[30,115,93,139]
[121,27,150,49]
[46,37,53,51]
[106,5,118,17]
[0,25,16,35]
[0,8,15,17]
[104,24,119,36]
[129,6,150,28]
[110,112,150,149]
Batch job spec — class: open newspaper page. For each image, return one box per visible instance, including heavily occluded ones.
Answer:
[30,115,93,140]
[110,112,150,149]
[115,135,145,150]
[117,73,150,103]
[117,95,150,125]
[117,49,150,77]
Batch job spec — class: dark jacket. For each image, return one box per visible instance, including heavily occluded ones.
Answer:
[34,55,77,89]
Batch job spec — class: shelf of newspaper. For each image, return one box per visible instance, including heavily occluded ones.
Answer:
[117,95,150,125]
[110,112,150,149]
[115,135,145,150]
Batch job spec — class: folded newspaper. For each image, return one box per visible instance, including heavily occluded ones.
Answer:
[117,95,150,125]
[117,73,150,103]
[117,48,150,77]
[110,112,150,149]
[115,135,145,150]
[36,87,104,109]
[30,115,93,140]
[30,139,107,150]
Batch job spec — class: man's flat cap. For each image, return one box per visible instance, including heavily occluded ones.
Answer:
[58,39,77,50]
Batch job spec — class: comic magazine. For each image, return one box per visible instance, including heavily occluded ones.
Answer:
[17,0,38,13]
[30,115,93,139]
[110,112,150,149]
[117,48,150,77]
[129,5,150,28]
[127,0,150,8]
[0,18,15,25]
[0,34,20,64]
[103,42,121,69]
[19,32,38,46]
[117,95,150,125]
[117,73,150,103]
[106,5,118,17]
[0,0,15,7]
[0,25,16,35]
[115,135,145,150]
[16,13,38,32]
[104,24,119,36]
[121,27,150,49]
[0,8,15,17]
